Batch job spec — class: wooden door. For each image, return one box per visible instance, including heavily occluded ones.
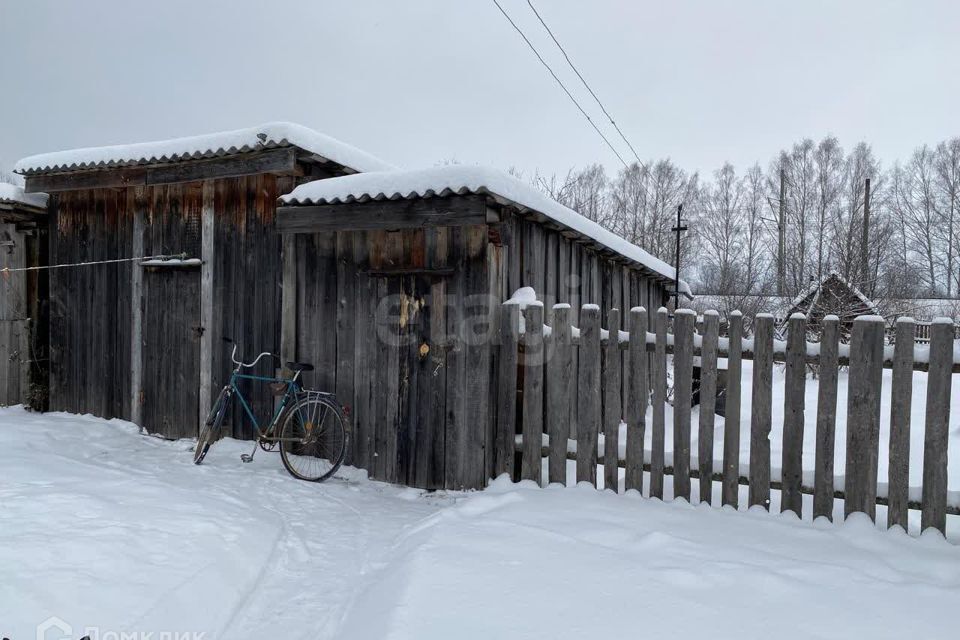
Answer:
[397,274,449,489]
[140,267,201,438]
[0,224,29,405]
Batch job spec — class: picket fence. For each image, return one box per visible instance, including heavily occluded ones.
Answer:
[496,303,956,536]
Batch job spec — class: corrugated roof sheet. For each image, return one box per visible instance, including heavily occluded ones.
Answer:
[14,122,396,175]
[280,165,691,293]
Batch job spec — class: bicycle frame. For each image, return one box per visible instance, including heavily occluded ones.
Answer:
[220,344,302,440]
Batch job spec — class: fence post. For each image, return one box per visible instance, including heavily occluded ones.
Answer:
[781,313,807,517]
[547,304,573,485]
[521,303,544,484]
[625,307,648,493]
[844,315,885,521]
[813,315,840,521]
[603,308,622,492]
[722,311,743,508]
[698,311,719,504]
[650,307,668,499]
[921,318,953,534]
[749,314,774,510]
[673,309,695,501]
[577,305,601,486]
[495,303,519,479]
[887,317,914,530]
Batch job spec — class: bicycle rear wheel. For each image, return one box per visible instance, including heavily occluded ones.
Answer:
[194,387,230,464]
[278,395,348,482]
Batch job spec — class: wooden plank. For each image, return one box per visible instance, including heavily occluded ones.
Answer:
[352,233,375,473]
[844,315,885,521]
[444,227,468,489]
[146,147,298,185]
[25,167,147,193]
[749,314,774,510]
[887,317,914,530]
[698,311,719,504]
[722,311,743,508]
[672,309,695,501]
[625,307,648,493]
[921,319,953,534]
[781,313,806,517]
[495,303,520,479]
[521,303,545,484]
[462,225,491,489]
[279,234,297,363]
[547,304,573,485]
[276,195,487,234]
[650,307,668,499]
[603,308,622,492]
[197,181,214,429]
[813,316,840,521]
[335,232,357,466]
[577,304,601,486]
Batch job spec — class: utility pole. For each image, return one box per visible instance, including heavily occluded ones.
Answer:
[672,203,687,308]
[778,166,786,296]
[861,177,871,294]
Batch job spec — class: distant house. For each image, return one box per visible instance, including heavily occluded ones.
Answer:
[784,271,880,336]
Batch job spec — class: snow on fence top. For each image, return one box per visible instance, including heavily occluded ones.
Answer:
[0,182,48,209]
[14,122,396,175]
[280,165,691,294]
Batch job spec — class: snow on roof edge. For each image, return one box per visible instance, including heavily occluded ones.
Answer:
[279,165,691,293]
[0,183,48,209]
[14,122,396,176]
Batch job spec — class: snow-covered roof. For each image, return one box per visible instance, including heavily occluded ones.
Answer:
[0,182,48,210]
[14,122,396,176]
[280,165,690,293]
[788,270,880,316]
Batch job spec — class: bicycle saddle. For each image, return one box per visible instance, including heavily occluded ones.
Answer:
[286,361,314,372]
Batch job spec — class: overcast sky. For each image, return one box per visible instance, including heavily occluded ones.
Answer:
[2,0,958,181]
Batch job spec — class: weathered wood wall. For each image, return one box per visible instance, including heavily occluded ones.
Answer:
[290,224,492,490]
[0,222,36,405]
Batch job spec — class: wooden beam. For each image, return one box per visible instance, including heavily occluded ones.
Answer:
[23,148,299,193]
[276,195,488,234]
[197,181,215,431]
[129,188,146,428]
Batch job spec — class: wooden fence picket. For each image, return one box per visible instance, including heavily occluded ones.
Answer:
[749,314,773,510]
[781,313,806,517]
[650,307,668,499]
[577,305,601,486]
[625,307,648,493]
[547,304,573,485]
[495,303,519,479]
[722,311,743,508]
[844,316,884,520]
[521,303,544,484]
[887,317,914,529]
[813,316,840,521]
[673,309,695,501]
[921,319,953,534]
[603,308,622,492]
[697,311,719,504]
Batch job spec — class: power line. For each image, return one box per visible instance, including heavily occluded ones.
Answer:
[525,0,645,169]
[490,0,629,169]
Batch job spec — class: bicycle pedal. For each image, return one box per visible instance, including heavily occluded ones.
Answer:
[240,454,254,463]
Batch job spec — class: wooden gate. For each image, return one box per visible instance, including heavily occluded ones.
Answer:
[140,266,201,438]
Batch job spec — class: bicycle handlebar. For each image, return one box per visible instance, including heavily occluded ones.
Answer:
[229,344,280,370]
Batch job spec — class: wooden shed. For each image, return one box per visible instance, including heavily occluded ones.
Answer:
[15,122,393,438]
[0,183,48,407]
[785,271,880,337]
[275,166,688,490]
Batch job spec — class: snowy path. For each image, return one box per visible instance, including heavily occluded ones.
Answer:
[3,408,960,639]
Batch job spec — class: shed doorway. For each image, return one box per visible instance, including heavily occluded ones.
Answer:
[140,266,201,438]
[375,273,449,490]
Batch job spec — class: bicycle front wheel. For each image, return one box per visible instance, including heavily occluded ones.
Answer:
[278,396,348,482]
[194,388,229,465]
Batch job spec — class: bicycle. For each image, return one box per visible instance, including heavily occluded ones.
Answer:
[193,340,348,482]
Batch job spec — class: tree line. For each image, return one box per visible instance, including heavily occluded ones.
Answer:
[528,135,960,303]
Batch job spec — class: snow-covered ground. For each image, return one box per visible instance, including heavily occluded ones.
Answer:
[3,408,959,640]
